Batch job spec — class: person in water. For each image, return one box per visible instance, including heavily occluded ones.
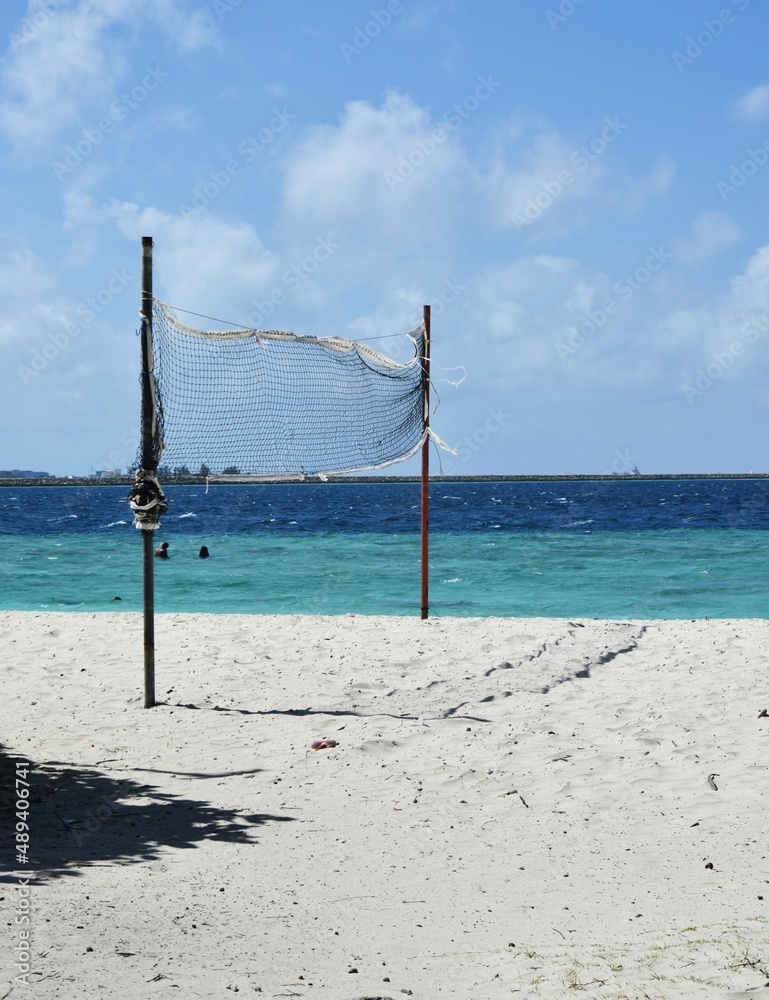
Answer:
[198,545,210,558]
[154,541,169,558]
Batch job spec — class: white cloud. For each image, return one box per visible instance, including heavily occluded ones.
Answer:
[157,3,218,52]
[271,97,682,390]
[453,241,769,411]
[265,82,288,99]
[476,117,673,237]
[0,245,59,347]
[733,83,769,123]
[145,105,201,134]
[280,90,466,246]
[399,2,441,33]
[478,118,610,232]
[531,254,578,275]
[555,244,769,396]
[0,0,217,152]
[621,153,676,213]
[113,203,278,322]
[280,96,674,258]
[729,243,769,304]
[653,245,769,384]
[450,242,769,403]
[673,211,741,265]
[277,90,469,301]
[0,237,140,476]
[457,256,587,386]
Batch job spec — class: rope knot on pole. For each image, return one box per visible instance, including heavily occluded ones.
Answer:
[128,469,168,530]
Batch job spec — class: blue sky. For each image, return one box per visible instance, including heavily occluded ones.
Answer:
[2,0,769,476]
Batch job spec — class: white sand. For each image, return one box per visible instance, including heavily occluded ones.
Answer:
[2,611,768,999]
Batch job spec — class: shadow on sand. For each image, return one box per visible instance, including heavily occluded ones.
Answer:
[0,744,293,884]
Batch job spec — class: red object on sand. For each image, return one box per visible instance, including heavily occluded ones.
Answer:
[310,739,338,750]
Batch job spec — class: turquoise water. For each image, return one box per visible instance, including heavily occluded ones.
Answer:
[2,528,767,619]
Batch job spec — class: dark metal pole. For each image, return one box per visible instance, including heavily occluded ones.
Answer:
[420,305,430,620]
[140,237,156,708]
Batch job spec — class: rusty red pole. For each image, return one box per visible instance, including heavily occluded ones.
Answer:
[420,305,430,619]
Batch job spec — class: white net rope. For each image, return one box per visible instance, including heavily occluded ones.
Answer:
[145,300,428,479]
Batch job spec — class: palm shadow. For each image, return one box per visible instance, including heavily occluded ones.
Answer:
[0,744,293,884]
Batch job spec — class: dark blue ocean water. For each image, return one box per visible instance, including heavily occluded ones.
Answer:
[1,479,768,618]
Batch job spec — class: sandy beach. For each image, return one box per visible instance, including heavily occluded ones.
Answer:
[2,610,768,998]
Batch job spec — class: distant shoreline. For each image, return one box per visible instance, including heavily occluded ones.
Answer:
[2,472,769,487]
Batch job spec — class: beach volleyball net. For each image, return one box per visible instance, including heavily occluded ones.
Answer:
[142,299,428,481]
